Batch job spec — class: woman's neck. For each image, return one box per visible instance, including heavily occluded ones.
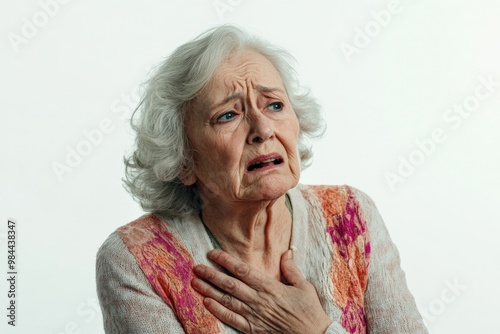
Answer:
[200,194,292,279]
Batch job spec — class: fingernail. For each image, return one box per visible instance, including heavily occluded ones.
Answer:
[207,249,219,259]
[193,265,205,275]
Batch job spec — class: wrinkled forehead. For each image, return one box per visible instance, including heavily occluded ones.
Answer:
[197,49,286,106]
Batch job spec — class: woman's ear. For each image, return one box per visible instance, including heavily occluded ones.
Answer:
[179,169,196,186]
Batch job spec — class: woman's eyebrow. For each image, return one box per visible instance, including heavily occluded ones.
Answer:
[210,92,243,111]
[256,85,284,94]
[209,86,285,111]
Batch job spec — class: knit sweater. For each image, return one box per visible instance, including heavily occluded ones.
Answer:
[96,184,428,333]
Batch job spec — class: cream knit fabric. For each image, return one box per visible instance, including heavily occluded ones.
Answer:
[96,185,428,333]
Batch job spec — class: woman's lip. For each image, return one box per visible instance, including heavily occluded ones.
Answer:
[246,153,284,171]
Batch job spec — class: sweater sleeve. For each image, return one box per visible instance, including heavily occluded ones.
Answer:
[351,188,428,333]
[96,232,186,334]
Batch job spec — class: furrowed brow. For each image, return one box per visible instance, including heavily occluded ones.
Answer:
[256,85,285,94]
[210,92,243,111]
[208,86,285,111]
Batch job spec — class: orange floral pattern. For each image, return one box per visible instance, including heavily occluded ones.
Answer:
[117,185,371,333]
[308,185,371,334]
[118,215,220,334]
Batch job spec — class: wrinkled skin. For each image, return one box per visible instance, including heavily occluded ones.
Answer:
[185,50,332,333]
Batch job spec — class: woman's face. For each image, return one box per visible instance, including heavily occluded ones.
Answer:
[184,49,301,204]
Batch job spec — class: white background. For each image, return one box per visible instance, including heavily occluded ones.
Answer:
[1,0,499,333]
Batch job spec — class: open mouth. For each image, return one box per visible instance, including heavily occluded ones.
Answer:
[247,156,284,172]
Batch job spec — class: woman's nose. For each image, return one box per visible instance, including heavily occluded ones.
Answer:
[246,113,274,144]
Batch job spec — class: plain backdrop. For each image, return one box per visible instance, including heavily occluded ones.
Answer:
[1,0,499,333]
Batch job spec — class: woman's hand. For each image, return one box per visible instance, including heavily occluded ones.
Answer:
[191,249,332,334]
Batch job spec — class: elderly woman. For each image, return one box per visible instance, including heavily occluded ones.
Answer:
[96,25,428,334]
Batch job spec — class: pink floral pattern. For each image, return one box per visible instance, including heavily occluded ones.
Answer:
[309,185,371,334]
[118,215,220,334]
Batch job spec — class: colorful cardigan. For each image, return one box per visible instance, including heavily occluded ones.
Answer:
[96,185,428,333]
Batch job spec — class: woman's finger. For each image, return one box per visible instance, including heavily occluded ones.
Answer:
[191,277,246,313]
[202,297,250,333]
[192,276,252,332]
[191,277,224,302]
[194,250,332,333]
[206,249,270,290]
[193,264,257,302]
[280,249,306,286]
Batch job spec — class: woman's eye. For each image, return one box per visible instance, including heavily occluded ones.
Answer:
[267,102,283,111]
[217,111,236,122]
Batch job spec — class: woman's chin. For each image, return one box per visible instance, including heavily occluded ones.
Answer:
[241,176,298,201]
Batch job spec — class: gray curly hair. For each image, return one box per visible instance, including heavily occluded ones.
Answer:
[124,25,325,218]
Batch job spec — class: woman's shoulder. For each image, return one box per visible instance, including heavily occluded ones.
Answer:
[114,214,166,245]
[95,215,156,267]
[96,214,177,269]
[99,213,200,257]
[97,212,211,276]
[96,230,129,268]
[292,183,380,251]
[294,183,376,213]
